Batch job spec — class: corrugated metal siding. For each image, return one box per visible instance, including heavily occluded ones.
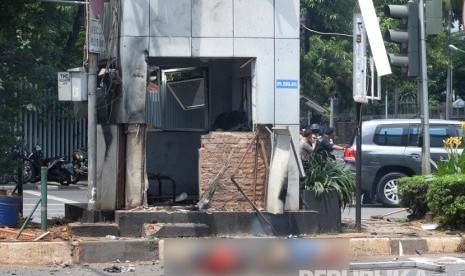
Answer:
[22,111,87,159]
[164,88,205,130]
[147,91,162,129]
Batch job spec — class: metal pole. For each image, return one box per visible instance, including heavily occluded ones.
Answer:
[41,166,47,232]
[419,0,431,174]
[446,9,452,120]
[86,0,102,219]
[355,102,362,232]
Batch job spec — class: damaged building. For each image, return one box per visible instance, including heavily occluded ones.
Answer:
[78,0,320,236]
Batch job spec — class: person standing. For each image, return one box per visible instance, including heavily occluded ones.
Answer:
[299,129,316,161]
[314,127,345,160]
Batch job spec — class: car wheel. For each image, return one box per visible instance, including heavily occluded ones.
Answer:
[377,172,405,207]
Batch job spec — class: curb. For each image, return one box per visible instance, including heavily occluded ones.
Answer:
[0,236,462,265]
[349,237,463,256]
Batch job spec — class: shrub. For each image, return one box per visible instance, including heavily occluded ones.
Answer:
[427,174,465,228]
[300,154,355,209]
[398,175,429,218]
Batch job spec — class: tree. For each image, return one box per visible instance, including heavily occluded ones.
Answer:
[300,0,464,121]
[300,0,356,124]
[0,0,84,174]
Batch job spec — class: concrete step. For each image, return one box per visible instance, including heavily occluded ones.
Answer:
[68,222,119,237]
[144,222,210,238]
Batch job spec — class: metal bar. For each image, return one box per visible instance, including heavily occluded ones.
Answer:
[197,150,234,210]
[230,177,277,236]
[253,136,259,202]
[41,167,47,232]
[259,139,270,207]
[16,198,41,240]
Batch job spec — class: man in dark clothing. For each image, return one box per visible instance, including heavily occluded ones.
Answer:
[314,126,345,160]
[309,123,321,137]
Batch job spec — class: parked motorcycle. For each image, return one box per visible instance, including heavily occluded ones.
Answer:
[29,145,74,186]
[71,148,87,184]
[11,144,35,184]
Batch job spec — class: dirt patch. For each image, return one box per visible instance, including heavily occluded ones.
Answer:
[0,218,72,242]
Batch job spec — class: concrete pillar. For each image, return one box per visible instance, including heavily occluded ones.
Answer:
[125,124,147,209]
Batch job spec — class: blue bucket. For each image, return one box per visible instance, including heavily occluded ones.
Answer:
[0,195,20,227]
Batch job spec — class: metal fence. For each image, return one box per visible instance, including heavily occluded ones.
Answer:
[21,110,87,159]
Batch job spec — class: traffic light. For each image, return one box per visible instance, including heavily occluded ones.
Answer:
[383,2,419,77]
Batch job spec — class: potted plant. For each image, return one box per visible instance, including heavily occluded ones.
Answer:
[300,154,355,232]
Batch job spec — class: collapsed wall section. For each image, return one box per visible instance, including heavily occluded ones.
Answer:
[199,131,270,211]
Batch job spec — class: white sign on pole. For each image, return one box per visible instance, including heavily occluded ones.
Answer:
[58,72,71,101]
[89,18,105,54]
[358,0,392,76]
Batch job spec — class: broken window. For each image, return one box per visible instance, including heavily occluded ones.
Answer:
[147,67,208,131]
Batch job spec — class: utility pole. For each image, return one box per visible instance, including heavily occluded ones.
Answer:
[419,0,431,175]
[446,8,452,120]
[84,0,104,222]
[353,4,366,233]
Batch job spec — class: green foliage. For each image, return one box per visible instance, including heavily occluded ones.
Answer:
[431,136,465,176]
[398,175,429,218]
[427,174,465,228]
[300,0,464,120]
[300,154,355,209]
[0,1,82,174]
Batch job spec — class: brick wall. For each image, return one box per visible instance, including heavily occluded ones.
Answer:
[199,131,269,211]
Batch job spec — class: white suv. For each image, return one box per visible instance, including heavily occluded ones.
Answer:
[343,119,462,206]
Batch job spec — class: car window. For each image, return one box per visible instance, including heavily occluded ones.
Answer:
[373,125,407,146]
[429,126,448,147]
[452,125,462,137]
[408,124,420,146]
[409,124,455,148]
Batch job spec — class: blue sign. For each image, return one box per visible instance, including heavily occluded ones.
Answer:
[276,79,298,89]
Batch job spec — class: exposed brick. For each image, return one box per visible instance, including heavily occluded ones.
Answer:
[199,131,269,211]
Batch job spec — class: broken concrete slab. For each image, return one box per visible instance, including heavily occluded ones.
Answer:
[144,223,210,238]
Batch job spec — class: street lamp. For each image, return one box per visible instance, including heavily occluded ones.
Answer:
[448,44,465,119]
[450,44,465,54]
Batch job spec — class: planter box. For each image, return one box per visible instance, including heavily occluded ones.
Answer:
[301,190,341,233]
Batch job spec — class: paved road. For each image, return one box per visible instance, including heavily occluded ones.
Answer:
[1,181,87,223]
[1,180,410,223]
